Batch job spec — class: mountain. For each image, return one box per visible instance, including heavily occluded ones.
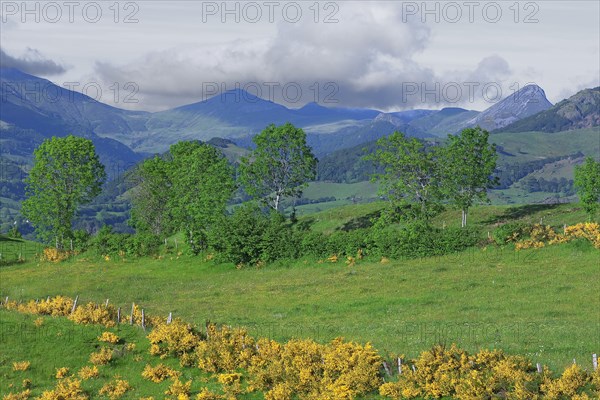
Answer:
[408,107,479,137]
[498,87,600,133]
[127,91,383,154]
[465,84,553,131]
[0,68,146,173]
[401,85,553,137]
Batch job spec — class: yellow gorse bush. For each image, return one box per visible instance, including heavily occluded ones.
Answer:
[98,331,120,344]
[55,367,70,379]
[98,379,132,400]
[36,377,88,400]
[164,378,192,398]
[2,390,31,400]
[77,366,99,380]
[147,319,200,358]
[195,388,221,400]
[89,347,113,365]
[516,222,600,250]
[12,361,31,372]
[42,248,71,262]
[540,364,590,399]
[141,364,181,383]
[195,324,256,373]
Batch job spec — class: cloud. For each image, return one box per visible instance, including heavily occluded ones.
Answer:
[92,3,514,111]
[0,48,67,76]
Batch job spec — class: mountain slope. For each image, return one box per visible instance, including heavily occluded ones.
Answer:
[498,87,600,133]
[465,84,553,131]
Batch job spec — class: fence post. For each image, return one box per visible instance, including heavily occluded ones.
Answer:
[167,312,172,324]
[141,309,145,331]
[105,299,109,308]
[536,363,542,373]
[593,354,598,371]
[382,361,391,376]
[397,358,402,375]
[129,303,135,325]
[117,307,121,324]
[71,295,79,314]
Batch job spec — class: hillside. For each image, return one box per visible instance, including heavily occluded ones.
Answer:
[0,202,598,379]
[498,87,600,133]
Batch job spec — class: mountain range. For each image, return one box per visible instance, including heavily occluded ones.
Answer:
[2,67,582,165]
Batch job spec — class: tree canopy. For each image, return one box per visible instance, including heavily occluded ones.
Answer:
[22,136,105,247]
[240,123,317,211]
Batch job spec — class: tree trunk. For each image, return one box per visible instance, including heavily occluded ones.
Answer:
[274,194,280,211]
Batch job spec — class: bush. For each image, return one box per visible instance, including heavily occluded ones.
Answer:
[210,204,300,266]
[326,229,369,257]
[492,222,529,245]
[300,231,329,257]
[89,226,160,257]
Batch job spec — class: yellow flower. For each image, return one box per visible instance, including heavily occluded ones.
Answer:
[12,361,30,372]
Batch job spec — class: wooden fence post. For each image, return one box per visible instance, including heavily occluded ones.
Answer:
[105,299,109,308]
[141,309,145,331]
[167,312,172,324]
[536,363,542,373]
[593,354,598,371]
[129,303,135,325]
[382,361,391,376]
[397,358,402,375]
[71,295,78,314]
[117,307,121,323]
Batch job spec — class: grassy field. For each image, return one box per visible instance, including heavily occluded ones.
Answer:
[1,203,598,398]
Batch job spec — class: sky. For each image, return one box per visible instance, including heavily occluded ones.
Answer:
[1,1,599,112]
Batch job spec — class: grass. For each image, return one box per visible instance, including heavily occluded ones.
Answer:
[299,202,593,234]
[0,310,256,399]
[1,203,598,398]
[1,243,598,374]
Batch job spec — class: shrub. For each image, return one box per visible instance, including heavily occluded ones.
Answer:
[492,222,529,245]
[89,347,113,365]
[98,379,132,400]
[141,364,180,383]
[77,366,99,380]
[12,361,30,371]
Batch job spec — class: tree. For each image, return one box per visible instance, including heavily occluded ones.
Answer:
[130,155,173,237]
[441,127,498,227]
[367,131,443,222]
[168,141,235,254]
[22,136,105,248]
[574,157,600,220]
[240,123,317,211]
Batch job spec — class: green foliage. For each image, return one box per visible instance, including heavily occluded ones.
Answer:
[240,123,317,211]
[492,222,529,245]
[8,225,22,239]
[442,127,498,227]
[89,226,160,257]
[130,156,174,237]
[367,222,480,259]
[168,141,235,254]
[21,136,106,248]
[366,132,443,222]
[574,156,600,220]
[210,204,300,266]
[71,229,91,253]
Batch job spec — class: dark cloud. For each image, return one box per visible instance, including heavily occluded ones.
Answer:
[0,48,67,75]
